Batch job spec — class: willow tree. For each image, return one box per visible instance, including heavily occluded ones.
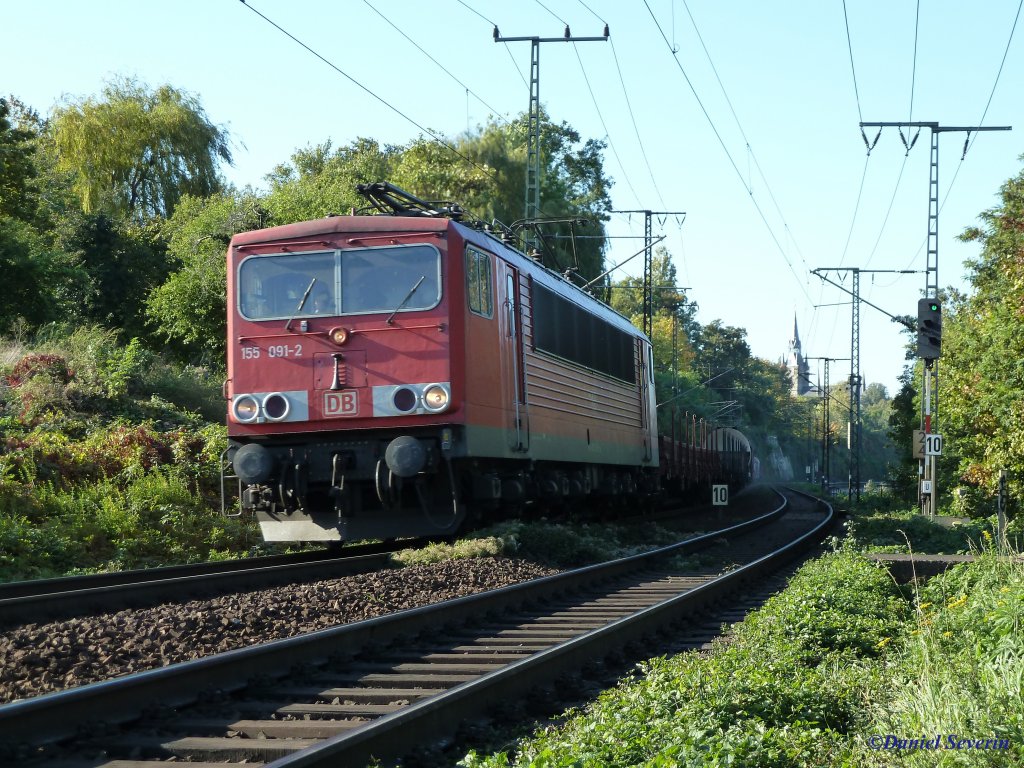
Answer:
[49,78,231,223]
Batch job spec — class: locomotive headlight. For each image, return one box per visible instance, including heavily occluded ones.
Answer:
[262,392,291,422]
[422,384,450,412]
[232,394,261,423]
[328,326,351,345]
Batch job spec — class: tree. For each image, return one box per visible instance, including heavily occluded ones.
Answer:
[692,321,751,394]
[147,191,268,364]
[0,217,51,331]
[887,368,919,502]
[609,246,698,409]
[0,97,39,221]
[49,78,231,223]
[263,115,612,281]
[57,213,169,332]
[498,113,611,281]
[937,162,1024,508]
[264,138,397,224]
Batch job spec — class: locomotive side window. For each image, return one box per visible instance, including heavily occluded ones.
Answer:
[465,246,493,318]
[237,244,441,320]
[532,283,635,383]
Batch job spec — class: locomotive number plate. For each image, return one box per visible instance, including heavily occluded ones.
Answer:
[324,390,360,417]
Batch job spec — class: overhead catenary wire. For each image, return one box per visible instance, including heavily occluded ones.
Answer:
[577,0,679,255]
[465,1,678,283]
[842,0,865,125]
[810,0,876,367]
[909,0,921,122]
[850,2,918,275]
[536,3,643,206]
[642,1,814,306]
[454,0,494,27]
[920,0,1024,243]
[533,0,566,25]
[896,0,1021,273]
[236,0,499,185]
[363,0,511,127]
[680,0,810,277]
[571,43,645,208]
[454,0,529,88]
[609,36,668,210]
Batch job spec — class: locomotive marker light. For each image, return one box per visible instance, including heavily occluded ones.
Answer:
[393,387,418,412]
[422,383,450,412]
[916,298,942,360]
[230,390,309,423]
[371,383,453,417]
[232,394,261,423]
[262,392,291,422]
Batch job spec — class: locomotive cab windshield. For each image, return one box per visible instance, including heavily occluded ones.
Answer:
[238,244,441,320]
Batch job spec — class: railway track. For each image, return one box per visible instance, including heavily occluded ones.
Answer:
[0,490,767,628]
[2,487,833,767]
[0,540,421,627]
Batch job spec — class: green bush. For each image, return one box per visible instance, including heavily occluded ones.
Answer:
[739,551,909,664]
[0,328,253,581]
[845,507,992,554]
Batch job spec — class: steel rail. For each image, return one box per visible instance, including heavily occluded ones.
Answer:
[0,491,751,626]
[0,539,420,626]
[0,488,824,763]
[272,488,833,767]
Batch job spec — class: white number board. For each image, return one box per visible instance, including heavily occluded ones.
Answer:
[712,484,729,506]
[924,433,943,456]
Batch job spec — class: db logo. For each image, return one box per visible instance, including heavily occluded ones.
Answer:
[324,390,359,417]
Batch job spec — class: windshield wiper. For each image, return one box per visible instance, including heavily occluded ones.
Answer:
[386,275,425,325]
[284,278,317,331]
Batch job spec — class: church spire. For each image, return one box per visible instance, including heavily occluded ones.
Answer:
[789,313,802,358]
[788,314,810,396]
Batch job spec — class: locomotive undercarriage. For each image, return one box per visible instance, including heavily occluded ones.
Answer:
[224,427,661,542]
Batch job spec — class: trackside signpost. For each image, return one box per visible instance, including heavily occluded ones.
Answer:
[712,484,728,506]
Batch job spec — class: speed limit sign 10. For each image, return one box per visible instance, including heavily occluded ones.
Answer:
[712,484,728,506]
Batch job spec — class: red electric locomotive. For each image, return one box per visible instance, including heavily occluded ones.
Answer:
[223,184,661,542]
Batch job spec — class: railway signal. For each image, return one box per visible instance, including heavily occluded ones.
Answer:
[917,298,942,360]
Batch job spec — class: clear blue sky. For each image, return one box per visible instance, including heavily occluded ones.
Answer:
[6,1,1022,397]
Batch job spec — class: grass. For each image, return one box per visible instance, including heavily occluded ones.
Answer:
[391,518,696,569]
[843,506,1001,554]
[858,538,1024,766]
